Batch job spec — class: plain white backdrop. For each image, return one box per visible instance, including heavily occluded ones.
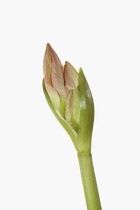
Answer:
[0,0,140,209]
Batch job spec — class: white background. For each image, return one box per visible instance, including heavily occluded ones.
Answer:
[0,0,140,209]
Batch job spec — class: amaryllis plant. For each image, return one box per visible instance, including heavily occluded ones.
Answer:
[42,44,102,210]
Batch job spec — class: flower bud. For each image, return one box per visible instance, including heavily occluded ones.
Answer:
[43,44,94,154]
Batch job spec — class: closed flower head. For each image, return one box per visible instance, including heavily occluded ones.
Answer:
[43,44,94,154]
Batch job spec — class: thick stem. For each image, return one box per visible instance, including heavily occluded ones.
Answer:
[78,152,102,210]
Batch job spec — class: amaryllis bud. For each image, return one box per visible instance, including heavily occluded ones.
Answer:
[42,44,94,154]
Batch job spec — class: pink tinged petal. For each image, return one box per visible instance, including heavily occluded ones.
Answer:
[50,45,67,98]
[64,61,78,90]
[65,90,73,123]
[65,86,70,96]
[45,82,60,112]
[43,43,52,85]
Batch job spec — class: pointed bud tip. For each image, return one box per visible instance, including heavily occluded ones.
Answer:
[46,43,53,52]
[79,68,84,78]
[46,43,51,48]
[65,61,70,65]
[46,43,56,53]
[79,67,83,73]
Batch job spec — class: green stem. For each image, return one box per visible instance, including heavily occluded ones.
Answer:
[78,152,102,210]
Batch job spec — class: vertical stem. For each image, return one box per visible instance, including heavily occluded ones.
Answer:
[78,152,102,210]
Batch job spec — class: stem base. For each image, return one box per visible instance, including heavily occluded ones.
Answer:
[78,153,102,210]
